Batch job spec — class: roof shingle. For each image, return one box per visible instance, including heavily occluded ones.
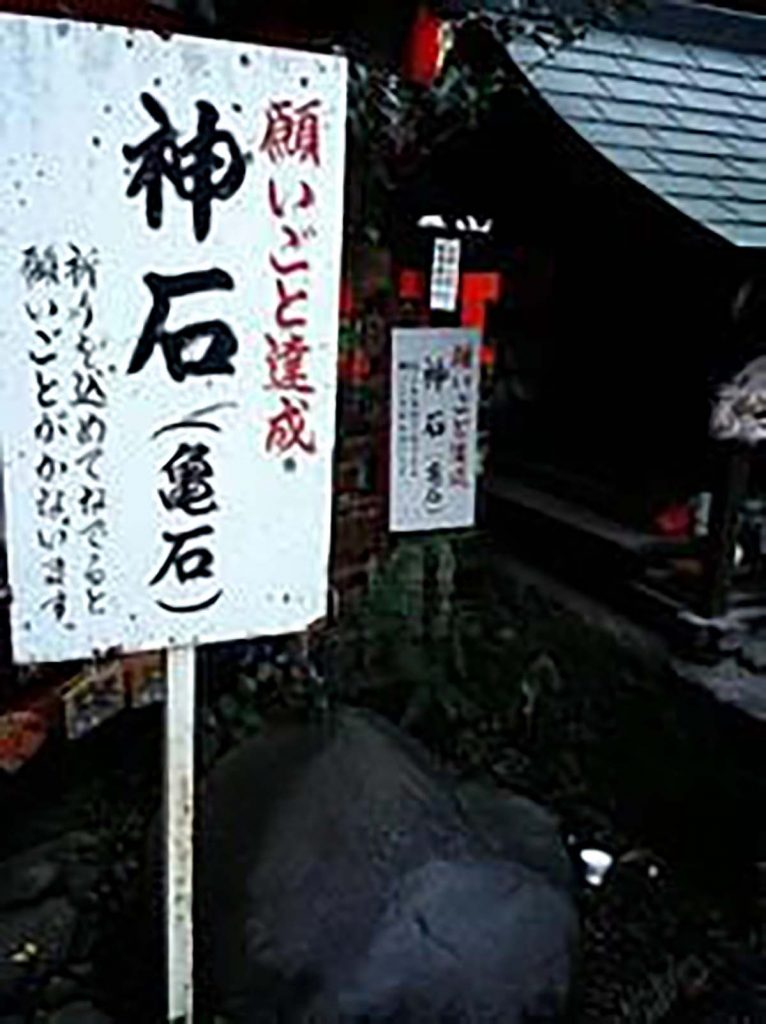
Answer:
[508,3,766,246]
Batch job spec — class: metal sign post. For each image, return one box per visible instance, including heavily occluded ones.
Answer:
[166,645,196,1023]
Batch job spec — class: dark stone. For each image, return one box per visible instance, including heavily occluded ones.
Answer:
[52,833,99,862]
[47,1002,113,1024]
[0,897,78,999]
[64,866,102,908]
[0,855,60,912]
[337,860,573,1022]
[454,781,574,891]
[673,657,766,721]
[66,923,97,966]
[40,973,84,1009]
[0,856,59,913]
[66,964,93,982]
[197,707,578,1023]
[0,832,98,912]
[741,637,766,672]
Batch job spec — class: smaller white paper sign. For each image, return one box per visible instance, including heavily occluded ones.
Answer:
[389,328,480,533]
[430,237,461,312]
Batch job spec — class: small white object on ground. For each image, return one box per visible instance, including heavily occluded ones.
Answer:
[580,848,614,887]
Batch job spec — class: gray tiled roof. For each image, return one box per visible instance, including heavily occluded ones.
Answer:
[508,10,766,247]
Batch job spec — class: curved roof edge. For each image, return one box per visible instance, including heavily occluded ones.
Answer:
[506,0,766,246]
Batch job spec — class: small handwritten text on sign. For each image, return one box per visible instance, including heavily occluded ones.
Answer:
[390,328,480,533]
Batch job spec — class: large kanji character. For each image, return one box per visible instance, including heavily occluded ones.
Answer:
[265,396,316,455]
[160,443,218,516]
[150,525,215,585]
[21,246,59,288]
[128,269,238,383]
[260,100,321,166]
[123,93,246,242]
[266,334,313,395]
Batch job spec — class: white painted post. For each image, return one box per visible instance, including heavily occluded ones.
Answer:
[166,645,196,1023]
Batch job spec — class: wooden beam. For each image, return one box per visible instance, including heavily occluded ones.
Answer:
[703,446,749,620]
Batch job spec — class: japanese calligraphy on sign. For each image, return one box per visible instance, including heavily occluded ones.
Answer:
[0,14,346,663]
[389,329,480,533]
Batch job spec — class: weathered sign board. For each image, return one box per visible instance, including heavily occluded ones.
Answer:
[0,16,347,1020]
[389,328,480,532]
[0,13,347,664]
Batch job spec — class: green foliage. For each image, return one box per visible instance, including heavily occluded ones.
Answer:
[199,640,332,767]
[345,28,514,242]
[331,533,762,1022]
[332,533,576,748]
[344,1,647,240]
[338,321,363,354]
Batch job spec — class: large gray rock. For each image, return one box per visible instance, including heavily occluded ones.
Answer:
[336,859,573,1022]
[454,781,574,891]
[198,707,577,1023]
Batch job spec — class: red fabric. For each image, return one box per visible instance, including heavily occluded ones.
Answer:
[460,273,501,340]
[461,301,486,332]
[462,272,501,304]
[398,268,426,300]
[338,350,370,384]
[339,278,354,318]
[403,6,442,86]
[654,503,692,538]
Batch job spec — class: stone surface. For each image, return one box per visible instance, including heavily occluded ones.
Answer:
[673,657,766,722]
[337,859,573,1022]
[63,867,102,909]
[0,897,78,999]
[46,1002,113,1024]
[0,856,60,913]
[198,707,578,1023]
[740,637,766,673]
[454,780,574,891]
[40,974,84,1010]
[0,832,98,913]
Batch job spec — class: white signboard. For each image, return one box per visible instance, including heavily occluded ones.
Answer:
[0,14,347,663]
[390,328,480,532]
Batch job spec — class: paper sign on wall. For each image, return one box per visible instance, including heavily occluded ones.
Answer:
[390,328,480,533]
[429,237,461,312]
[0,14,347,663]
